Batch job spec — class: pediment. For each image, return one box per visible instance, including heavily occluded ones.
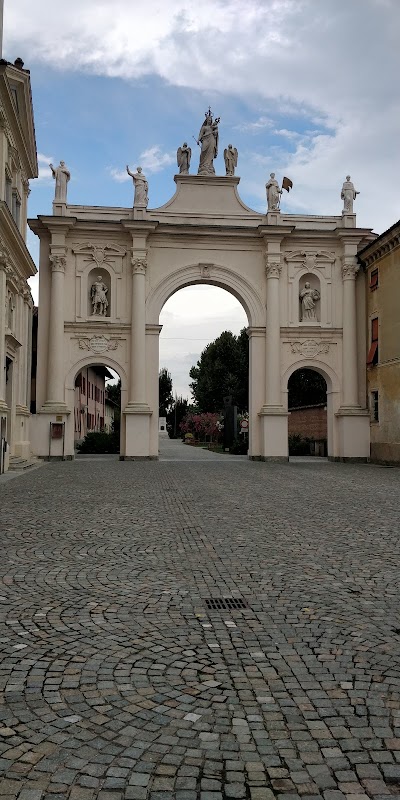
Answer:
[150,174,263,223]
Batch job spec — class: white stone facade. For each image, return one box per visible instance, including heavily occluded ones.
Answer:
[0,58,37,472]
[29,174,374,461]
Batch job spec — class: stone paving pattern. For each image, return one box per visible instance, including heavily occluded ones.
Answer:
[1,442,400,800]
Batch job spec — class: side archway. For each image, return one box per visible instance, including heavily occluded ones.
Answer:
[282,360,341,459]
[65,355,128,457]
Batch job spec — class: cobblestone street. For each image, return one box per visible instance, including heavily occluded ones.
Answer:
[1,441,400,800]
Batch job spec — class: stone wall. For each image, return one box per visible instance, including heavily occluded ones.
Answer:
[288,404,327,440]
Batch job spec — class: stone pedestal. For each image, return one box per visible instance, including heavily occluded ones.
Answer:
[335,409,370,461]
[259,407,289,461]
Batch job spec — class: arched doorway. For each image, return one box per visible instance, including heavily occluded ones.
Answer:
[146,264,266,459]
[64,358,128,458]
[283,362,341,459]
[158,284,248,450]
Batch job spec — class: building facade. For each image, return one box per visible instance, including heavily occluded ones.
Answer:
[0,57,37,472]
[74,365,112,442]
[359,221,400,464]
[29,170,375,462]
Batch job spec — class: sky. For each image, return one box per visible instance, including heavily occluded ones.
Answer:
[4,0,400,398]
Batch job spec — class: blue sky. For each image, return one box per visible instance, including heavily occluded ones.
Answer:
[5,0,400,397]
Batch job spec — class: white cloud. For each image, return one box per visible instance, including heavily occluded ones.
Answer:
[139,146,175,174]
[36,152,54,181]
[107,167,130,183]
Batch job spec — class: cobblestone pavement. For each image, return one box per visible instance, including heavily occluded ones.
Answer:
[1,441,400,800]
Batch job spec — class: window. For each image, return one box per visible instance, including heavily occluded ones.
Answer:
[370,268,378,290]
[371,391,379,422]
[367,318,379,366]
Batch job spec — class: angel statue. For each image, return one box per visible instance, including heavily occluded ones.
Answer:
[177,143,191,174]
[224,144,238,176]
[90,275,109,316]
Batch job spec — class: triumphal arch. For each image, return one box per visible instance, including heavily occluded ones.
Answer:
[29,111,374,461]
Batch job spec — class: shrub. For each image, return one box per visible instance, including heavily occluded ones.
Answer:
[76,430,119,454]
[288,434,313,455]
[230,438,248,455]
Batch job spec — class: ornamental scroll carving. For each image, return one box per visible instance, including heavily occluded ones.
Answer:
[341,261,359,280]
[131,257,147,275]
[265,260,282,279]
[49,254,66,273]
[78,335,119,354]
[290,339,332,358]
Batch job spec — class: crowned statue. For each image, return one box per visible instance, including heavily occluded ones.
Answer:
[197,108,220,176]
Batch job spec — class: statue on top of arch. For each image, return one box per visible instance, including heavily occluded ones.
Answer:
[197,107,220,176]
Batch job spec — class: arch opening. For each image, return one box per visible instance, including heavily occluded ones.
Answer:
[68,361,124,456]
[287,367,328,457]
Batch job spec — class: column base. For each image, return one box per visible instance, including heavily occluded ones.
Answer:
[336,407,370,459]
[39,402,70,415]
[124,404,152,458]
[259,406,289,460]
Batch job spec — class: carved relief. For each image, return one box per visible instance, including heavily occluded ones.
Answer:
[290,339,332,358]
[341,261,359,280]
[72,242,126,275]
[49,254,66,273]
[265,260,282,279]
[199,263,212,279]
[131,257,147,274]
[78,336,119,354]
[284,250,336,273]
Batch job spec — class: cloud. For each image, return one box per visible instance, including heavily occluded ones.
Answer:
[36,152,54,181]
[139,146,175,174]
[107,167,130,183]
[6,0,400,231]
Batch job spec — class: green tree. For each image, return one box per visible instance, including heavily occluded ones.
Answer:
[189,329,249,412]
[166,396,189,438]
[288,369,327,408]
[159,367,173,415]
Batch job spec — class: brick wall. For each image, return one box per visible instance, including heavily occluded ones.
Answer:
[288,404,327,440]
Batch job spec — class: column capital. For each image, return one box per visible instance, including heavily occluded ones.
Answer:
[0,239,11,270]
[131,254,148,275]
[49,254,66,273]
[341,259,359,280]
[265,257,282,279]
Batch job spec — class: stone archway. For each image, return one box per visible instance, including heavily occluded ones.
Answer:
[145,263,266,458]
[283,360,340,459]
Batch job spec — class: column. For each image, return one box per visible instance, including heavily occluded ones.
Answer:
[341,259,359,407]
[43,252,67,409]
[265,259,282,408]
[128,254,148,408]
[123,252,152,459]
[0,261,7,412]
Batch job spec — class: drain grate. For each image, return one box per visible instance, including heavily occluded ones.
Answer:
[205,597,247,611]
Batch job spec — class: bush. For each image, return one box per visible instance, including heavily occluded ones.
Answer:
[229,438,248,455]
[76,430,119,454]
[288,434,313,455]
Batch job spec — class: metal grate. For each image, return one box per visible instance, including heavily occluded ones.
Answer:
[205,597,247,611]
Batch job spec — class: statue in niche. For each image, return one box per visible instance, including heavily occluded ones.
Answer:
[126,165,148,207]
[177,143,191,174]
[224,144,238,176]
[49,160,70,203]
[341,175,359,214]
[300,282,320,321]
[90,275,109,316]
[266,173,282,211]
[197,107,220,176]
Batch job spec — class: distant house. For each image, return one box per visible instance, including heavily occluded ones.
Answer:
[104,391,118,433]
[74,366,113,443]
[358,221,400,464]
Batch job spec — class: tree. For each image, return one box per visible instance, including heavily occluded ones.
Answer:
[106,379,121,406]
[159,367,173,416]
[288,369,327,408]
[166,395,189,438]
[189,329,249,412]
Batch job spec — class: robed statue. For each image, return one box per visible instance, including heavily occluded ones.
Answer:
[341,175,359,214]
[126,165,148,207]
[197,108,220,176]
[224,144,238,176]
[177,143,191,174]
[300,282,320,321]
[266,173,282,211]
[50,160,70,203]
[90,275,109,316]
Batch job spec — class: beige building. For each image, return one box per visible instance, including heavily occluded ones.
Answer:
[74,365,112,442]
[358,221,400,464]
[0,56,37,472]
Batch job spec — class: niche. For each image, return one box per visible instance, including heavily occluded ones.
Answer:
[299,273,321,323]
[87,267,111,319]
